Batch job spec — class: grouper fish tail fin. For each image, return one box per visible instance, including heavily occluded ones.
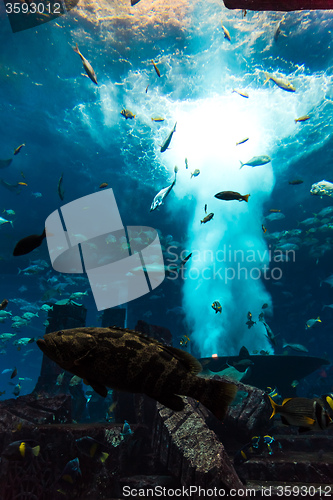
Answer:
[190,378,237,420]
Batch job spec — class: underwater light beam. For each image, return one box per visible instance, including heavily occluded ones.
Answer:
[164,97,275,357]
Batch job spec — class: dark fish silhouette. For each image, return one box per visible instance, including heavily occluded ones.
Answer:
[160,122,177,153]
[37,326,237,420]
[58,172,64,200]
[215,191,250,202]
[13,229,46,256]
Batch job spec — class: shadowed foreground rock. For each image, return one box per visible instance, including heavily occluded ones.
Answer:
[0,394,72,432]
[152,397,244,496]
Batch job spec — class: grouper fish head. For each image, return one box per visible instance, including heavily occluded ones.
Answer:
[37,329,97,371]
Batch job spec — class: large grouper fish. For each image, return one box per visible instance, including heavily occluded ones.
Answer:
[37,326,237,420]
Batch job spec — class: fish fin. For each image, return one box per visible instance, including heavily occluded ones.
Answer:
[86,379,108,397]
[268,395,278,419]
[280,415,290,426]
[239,346,251,359]
[192,378,237,420]
[239,161,244,169]
[159,344,202,374]
[157,393,184,411]
[326,396,333,411]
[264,72,270,84]
[32,445,40,457]
[281,397,293,405]
[62,474,74,484]
[243,194,250,202]
[100,452,109,463]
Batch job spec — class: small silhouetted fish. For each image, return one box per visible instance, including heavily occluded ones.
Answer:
[2,441,40,460]
[240,155,271,169]
[179,252,192,268]
[151,59,161,77]
[75,436,109,462]
[58,457,82,492]
[215,191,250,202]
[13,383,21,397]
[13,229,46,256]
[11,367,17,379]
[232,89,248,98]
[120,108,136,120]
[58,173,64,200]
[0,159,12,169]
[73,44,98,85]
[14,144,25,155]
[201,213,214,224]
[0,299,8,311]
[160,122,177,153]
[295,115,310,123]
[37,326,237,420]
[289,179,303,185]
[99,183,108,189]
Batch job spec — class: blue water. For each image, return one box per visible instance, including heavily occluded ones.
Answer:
[1,2,333,399]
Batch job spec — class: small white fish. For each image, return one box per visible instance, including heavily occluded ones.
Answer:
[236,138,249,146]
[264,72,295,92]
[0,217,13,228]
[232,89,249,98]
[221,22,231,41]
[150,166,177,211]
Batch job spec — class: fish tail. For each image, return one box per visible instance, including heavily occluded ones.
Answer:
[294,119,298,123]
[243,194,250,202]
[73,43,80,54]
[32,445,40,457]
[190,377,237,420]
[239,161,244,169]
[173,122,177,132]
[264,72,270,85]
[9,221,14,228]
[100,452,109,463]
[18,268,22,275]
[268,394,278,419]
